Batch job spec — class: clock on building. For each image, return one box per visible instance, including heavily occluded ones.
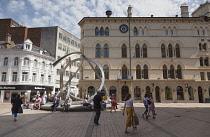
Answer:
[119,24,128,33]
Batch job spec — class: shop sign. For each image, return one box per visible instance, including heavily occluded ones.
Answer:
[0,85,53,91]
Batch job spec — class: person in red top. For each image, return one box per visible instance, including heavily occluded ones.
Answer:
[110,94,117,112]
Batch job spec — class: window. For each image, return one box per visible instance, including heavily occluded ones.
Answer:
[95,66,102,79]
[177,86,184,100]
[136,65,141,79]
[204,57,209,66]
[168,44,173,58]
[95,44,101,58]
[49,63,53,71]
[95,27,99,36]
[161,44,166,58]
[134,27,138,36]
[32,73,36,82]
[48,76,51,83]
[122,65,127,79]
[200,72,205,80]
[22,72,28,81]
[175,44,180,58]
[34,60,38,68]
[88,86,95,96]
[12,72,17,82]
[14,57,19,66]
[143,65,148,79]
[188,86,194,100]
[40,74,44,83]
[163,65,167,79]
[207,72,210,80]
[26,44,30,49]
[170,65,175,79]
[71,40,74,45]
[103,65,109,79]
[135,44,140,58]
[3,57,8,66]
[59,33,62,39]
[23,58,29,66]
[200,57,204,66]
[103,44,109,58]
[1,72,6,82]
[165,86,172,100]
[42,62,45,69]
[134,86,141,100]
[203,43,207,50]
[105,27,109,36]
[177,65,182,79]
[122,44,127,58]
[143,44,147,58]
[57,69,60,75]
[100,27,104,36]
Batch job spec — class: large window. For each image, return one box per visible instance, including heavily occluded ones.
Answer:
[161,44,166,58]
[32,73,37,82]
[100,27,104,36]
[1,72,6,82]
[175,44,180,57]
[134,27,138,36]
[22,72,28,81]
[204,57,209,66]
[135,44,140,58]
[168,44,173,58]
[121,44,127,58]
[96,44,101,58]
[14,57,19,66]
[103,65,109,79]
[105,27,109,36]
[40,74,44,83]
[95,27,99,36]
[165,86,172,100]
[143,44,147,58]
[12,72,17,82]
[42,62,45,69]
[134,86,141,100]
[3,57,8,66]
[95,66,102,79]
[177,65,182,79]
[103,44,109,58]
[163,65,167,79]
[177,86,184,100]
[143,65,148,79]
[136,65,141,79]
[170,65,175,79]
[48,76,51,83]
[23,58,29,66]
[122,65,127,79]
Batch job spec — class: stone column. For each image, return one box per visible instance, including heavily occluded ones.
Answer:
[0,90,4,103]
[26,90,31,102]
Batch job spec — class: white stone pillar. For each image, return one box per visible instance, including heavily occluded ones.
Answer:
[0,90,4,103]
[26,90,31,102]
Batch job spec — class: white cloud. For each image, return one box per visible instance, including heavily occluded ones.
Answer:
[7,0,26,12]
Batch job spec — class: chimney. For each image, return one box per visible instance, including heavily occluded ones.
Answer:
[127,5,132,17]
[5,33,12,48]
[180,3,189,17]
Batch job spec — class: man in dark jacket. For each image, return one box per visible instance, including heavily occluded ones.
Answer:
[11,94,23,122]
[93,90,103,125]
[51,97,60,112]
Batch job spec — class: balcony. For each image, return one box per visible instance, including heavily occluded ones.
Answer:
[117,75,133,80]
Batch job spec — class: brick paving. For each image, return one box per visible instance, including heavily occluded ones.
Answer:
[0,103,210,137]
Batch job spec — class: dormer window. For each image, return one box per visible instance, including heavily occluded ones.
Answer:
[26,44,30,49]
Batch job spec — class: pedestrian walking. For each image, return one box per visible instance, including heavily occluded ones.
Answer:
[149,93,157,115]
[110,94,117,112]
[11,94,23,122]
[93,90,104,125]
[142,93,149,119]
[122,93,136,133]
[148,95,156,119]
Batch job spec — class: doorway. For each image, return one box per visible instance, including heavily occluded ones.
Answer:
[198,86,203,103]
[155,86,160,102]
[121,85,129,101]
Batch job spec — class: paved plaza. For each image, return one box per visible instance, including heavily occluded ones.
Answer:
[0,103,210,137]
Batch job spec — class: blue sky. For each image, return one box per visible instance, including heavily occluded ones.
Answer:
[0,0,206,38]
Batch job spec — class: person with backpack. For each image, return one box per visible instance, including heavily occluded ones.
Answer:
[148,95,156,119]
[110,94,117,112]
[142,93,149,119]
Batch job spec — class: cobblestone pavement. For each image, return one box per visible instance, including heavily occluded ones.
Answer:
[0,103,210,137]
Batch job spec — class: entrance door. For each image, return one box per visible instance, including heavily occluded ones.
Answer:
[198,86,203,103]
[121,85,129,101]
[155,86,161,102]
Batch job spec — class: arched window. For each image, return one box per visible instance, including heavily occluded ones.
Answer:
[109,86,116,96]
[88,86,95,96]
[134,86,141,100]
[143,65,148,79]
[161,44,166,58]
[3,57,8,66]
[135,44,140,58]
[168,44,173,58]
[34,59,38,67]
[163,65,167,79]
[203,43,207,50]
[14,57,19,66]
[95,27,99,36]
[165,86,172,100]
[170,65,175,79]
[122,65,127,79]
[143,44,147,58]
[23,58,29,66]
[175,44,180,58]
[199,43,202,50]
[103,65,109,79]
[200,57,204,66]
[188,86,194,100]
[103,44,109,58]
[95,66,102,79]
[204,57,209,66]
[177,86,184,100]
[105,27,109,36]
[100,27,104,36]
[136,65,141,79]
[122,44,127,58]
[95,44,101,58]
[177,65,182,79]
[134,27,138,36]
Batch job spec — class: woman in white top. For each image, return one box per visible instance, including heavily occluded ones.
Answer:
[122,93,136,133]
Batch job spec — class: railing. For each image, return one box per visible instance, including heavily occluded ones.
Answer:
[117,75,133,80]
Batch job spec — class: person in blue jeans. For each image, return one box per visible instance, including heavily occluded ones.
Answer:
[51,97,60,112]
[142,93,149,119]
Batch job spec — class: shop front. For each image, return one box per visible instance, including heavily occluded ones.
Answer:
[0,85,53,103]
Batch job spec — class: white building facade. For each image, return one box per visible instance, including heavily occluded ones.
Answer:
[0,39,55,103]
[78,3,210,103]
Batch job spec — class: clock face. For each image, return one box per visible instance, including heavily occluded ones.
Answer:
[119,24,128,33]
